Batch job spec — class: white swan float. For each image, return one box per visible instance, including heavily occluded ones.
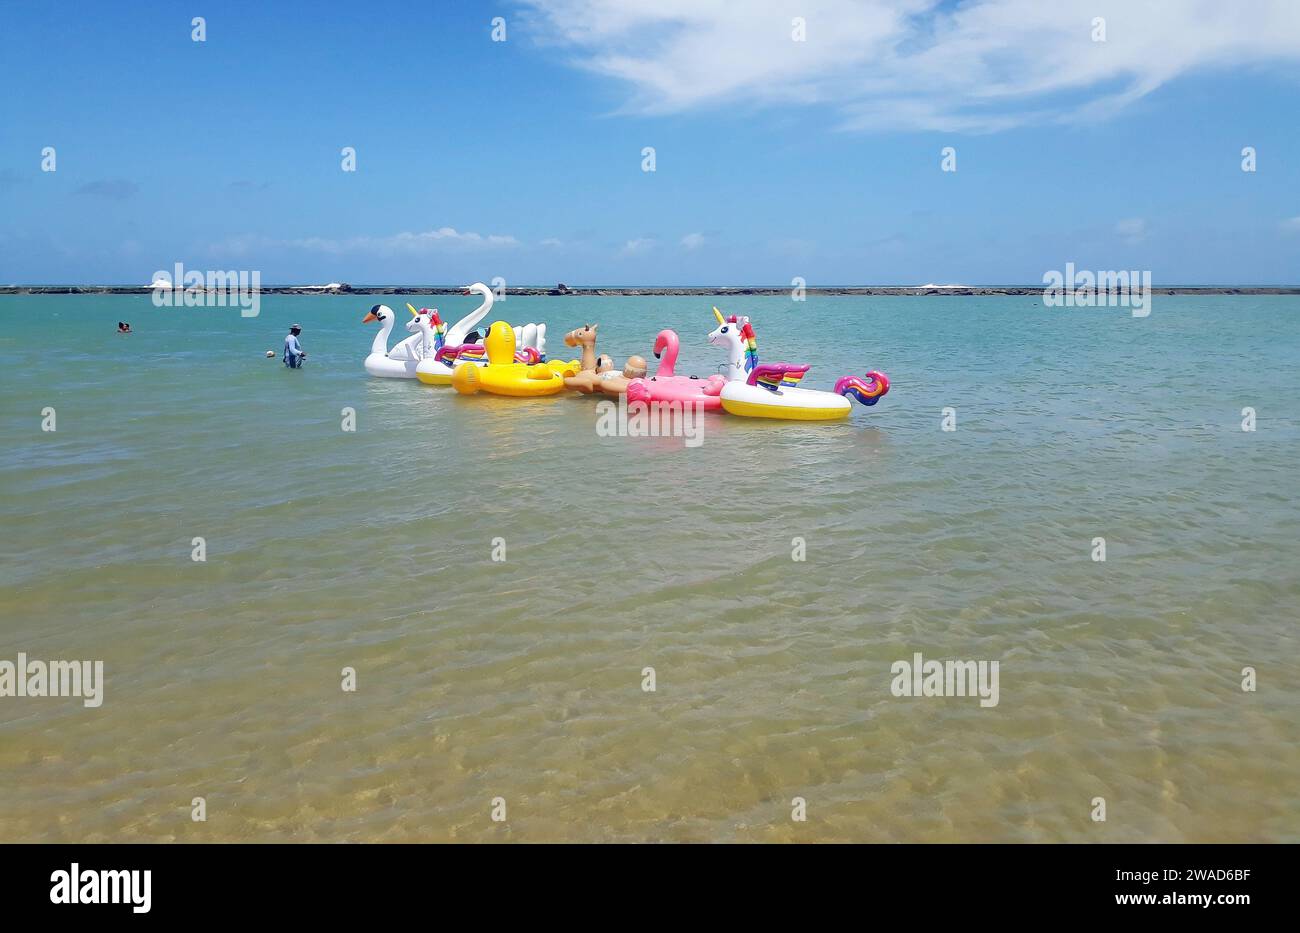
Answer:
[362,304,432,378]
[414,282,547,386]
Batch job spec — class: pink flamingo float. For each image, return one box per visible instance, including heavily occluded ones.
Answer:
[625,329,727,411]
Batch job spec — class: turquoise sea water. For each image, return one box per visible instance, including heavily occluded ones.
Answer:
[1,293,1297,842]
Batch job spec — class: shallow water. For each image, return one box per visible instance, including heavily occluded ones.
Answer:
[1,293,1297,842]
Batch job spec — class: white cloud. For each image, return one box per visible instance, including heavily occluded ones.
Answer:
[314,228,519,253]
[620,237,657,255]
[1115,217,1147,243]
[518,0,1300,132]
[1280,217,1300,235]
[681,232,705,249]
[211,227,519,258]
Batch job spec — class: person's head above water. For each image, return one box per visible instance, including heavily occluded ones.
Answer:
[289,324,302,335]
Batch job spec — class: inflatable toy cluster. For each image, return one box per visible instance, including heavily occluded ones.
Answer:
[362,285,890,421]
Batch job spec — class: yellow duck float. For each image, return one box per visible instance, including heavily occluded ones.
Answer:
[451,320,577,397]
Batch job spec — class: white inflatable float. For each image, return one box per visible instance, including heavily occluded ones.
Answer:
[362,304,430,378]
[708,308,889,420]
[362,282,547,381]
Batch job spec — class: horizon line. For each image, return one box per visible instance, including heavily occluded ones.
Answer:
[4,284,1300,297]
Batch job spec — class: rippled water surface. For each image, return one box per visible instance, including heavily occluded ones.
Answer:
[1,294,1297,842]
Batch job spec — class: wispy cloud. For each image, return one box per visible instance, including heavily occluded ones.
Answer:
[1281,217,1300,235]
[212,227,520,258]
[620,237,656,256]
[1116,217,1147,244]
[518,0,1300,132]
[75,179,139,199]
[681,232,705,250]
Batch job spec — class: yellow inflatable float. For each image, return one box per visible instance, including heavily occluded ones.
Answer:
[451,321,576,397]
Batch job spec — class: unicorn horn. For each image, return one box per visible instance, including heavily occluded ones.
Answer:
[713,307,725,325]
[406,303,421,317]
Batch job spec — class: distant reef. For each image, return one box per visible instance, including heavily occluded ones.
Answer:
[2,284,1298,296]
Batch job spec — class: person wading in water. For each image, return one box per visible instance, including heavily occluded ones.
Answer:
[283,323,307,368]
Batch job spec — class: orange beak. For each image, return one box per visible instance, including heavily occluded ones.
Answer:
[362,311,378,323]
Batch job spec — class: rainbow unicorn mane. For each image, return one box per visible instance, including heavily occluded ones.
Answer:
[727,315,758,372]
[429,310,446,351]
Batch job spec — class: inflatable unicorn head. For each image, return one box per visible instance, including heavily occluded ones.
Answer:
[404,304,445,353]
[707,307,758,382]
[401,305,444,360]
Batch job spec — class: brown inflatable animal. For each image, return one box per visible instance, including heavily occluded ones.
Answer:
[561,324,647,395]
[562,324,608,393]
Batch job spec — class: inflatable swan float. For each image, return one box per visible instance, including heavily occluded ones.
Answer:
[414,283,547,385]
[362,304,431,378]
[708,308,889,420]
[626,327,726,411]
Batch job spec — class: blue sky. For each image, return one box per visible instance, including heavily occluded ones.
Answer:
[2,0,1298,285]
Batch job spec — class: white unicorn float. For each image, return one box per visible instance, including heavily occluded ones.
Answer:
[707,307,889,420]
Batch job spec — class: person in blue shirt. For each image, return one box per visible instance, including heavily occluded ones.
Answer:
[283,324,307,368]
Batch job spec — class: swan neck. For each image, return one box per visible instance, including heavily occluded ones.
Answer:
[447,285,492,346]
[371,315,394,355]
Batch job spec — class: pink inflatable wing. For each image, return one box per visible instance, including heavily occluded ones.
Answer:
[748,362,811,392]
[437,343,486,365]
[457,345,487,363]
[625,378,651,405]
